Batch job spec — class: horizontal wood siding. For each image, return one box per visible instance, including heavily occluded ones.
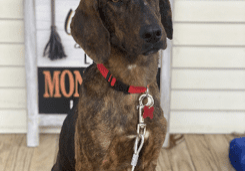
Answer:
[174,1,245,22]
[0,110,27,133]
[0,45,25,66]
[172,70,245,90]
[173,24,245,46]
[0,20,24,43]
[0,68,26,88]
[0,89,26,109]
[0,0,27,133]
[171,91,245,111]
[172,47,245,69]
[170,111,245,134]
[0,0,24,19]
[170,0,245,133]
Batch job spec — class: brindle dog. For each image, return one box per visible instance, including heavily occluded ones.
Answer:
[52,0,172,170]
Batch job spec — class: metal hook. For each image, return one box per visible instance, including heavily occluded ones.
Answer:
[139,93,154,108]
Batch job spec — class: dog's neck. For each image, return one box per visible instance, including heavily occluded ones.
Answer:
[103,47,159,87]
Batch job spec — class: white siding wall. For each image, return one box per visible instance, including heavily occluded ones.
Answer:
[0,0,27,133]
[169,0,245,134]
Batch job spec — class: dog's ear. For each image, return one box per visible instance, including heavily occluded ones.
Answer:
[159,0,173,39]
[70,0,110,63]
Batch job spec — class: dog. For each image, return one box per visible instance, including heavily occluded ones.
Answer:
[52,0,172,170]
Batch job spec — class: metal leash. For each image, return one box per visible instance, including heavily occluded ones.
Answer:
[131,88,154,171]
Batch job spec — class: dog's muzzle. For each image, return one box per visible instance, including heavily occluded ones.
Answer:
[140,25,165,55]
[140,25,162,44]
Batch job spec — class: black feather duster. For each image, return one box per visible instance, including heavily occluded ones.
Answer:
[43,0,66,60]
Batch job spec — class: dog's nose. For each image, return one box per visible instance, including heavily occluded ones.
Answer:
[140,25,162,43]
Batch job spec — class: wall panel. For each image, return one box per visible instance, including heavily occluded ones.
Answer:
[172,70,245,90]
[0,67,26,88]
[0,0,23,19]
[174,1,245,22]
[173,24,245,46]
[170,0,245,133]
[170,111,245,134]
[172,47,245,68]
[0,20,24,43]
[0,45,25,66]
[0,110,27,133]
[0,89,26,109]
[171,91,245,111]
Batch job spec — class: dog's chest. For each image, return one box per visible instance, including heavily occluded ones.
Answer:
[99,93,156,147]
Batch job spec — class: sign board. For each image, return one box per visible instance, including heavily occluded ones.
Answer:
[38,67,84,114]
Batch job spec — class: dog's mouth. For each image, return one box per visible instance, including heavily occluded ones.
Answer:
[143,48,159,56]
[142,40,166,56]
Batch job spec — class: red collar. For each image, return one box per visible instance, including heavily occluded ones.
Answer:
[97,64,147,94]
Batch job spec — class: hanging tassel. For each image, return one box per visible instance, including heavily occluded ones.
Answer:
[43,26,67,60]
[43,0,67,60]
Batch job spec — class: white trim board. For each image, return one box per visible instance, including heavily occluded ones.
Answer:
[24,0,39,147]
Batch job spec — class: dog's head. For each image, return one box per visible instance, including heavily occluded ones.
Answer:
[71,0,173,63]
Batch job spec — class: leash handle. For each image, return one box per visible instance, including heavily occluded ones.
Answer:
[131,135,144,171]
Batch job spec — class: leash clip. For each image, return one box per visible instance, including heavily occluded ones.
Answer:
[137,123,146,136]
[139,93,154,109]
[131,89,154,171]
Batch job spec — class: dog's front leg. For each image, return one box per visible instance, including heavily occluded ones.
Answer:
[140,129,166,171]
[101,135,136,171]
[138,150,162,171]
[75,125,94,171]
[143,159,158,171]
